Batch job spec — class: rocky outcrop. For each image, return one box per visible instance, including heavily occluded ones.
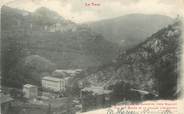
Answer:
[85,20,182,100]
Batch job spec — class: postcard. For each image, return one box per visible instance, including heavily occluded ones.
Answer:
[0,0,184,114]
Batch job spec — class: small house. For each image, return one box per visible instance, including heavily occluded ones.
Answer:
[80,86,112,112]
[23,84,38,99]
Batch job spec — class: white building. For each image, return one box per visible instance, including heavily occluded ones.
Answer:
[42,76,66,92]
[23,84,38,99]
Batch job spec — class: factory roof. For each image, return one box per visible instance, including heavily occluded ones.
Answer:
[81,86,112,95]
[130,88,150,95]
[42,76,63,82]
[0,93,13,104]
[23,84,37,88]
[53,69,83,77]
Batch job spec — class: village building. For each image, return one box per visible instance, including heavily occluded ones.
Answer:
[42,76,66,92]
[23,84,38,99]
[0,93,14,114]
[80,86,112,112]
[51,69,83,88]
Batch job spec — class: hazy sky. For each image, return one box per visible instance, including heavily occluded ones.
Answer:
[1,0,184,23]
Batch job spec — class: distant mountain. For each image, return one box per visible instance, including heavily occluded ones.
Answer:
[84,20,181,100]
[87,14,174,49]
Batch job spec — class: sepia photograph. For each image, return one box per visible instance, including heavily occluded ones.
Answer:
[0,0,184,114]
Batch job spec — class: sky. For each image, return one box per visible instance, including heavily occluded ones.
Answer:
[0,0,184,23]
